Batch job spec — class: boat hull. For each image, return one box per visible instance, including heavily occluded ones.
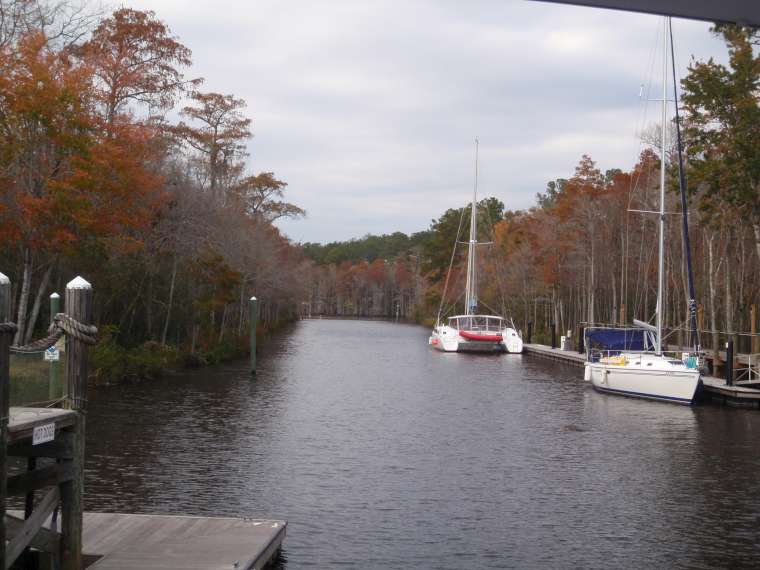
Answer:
[585,361,700,405]
[429,325,523,353]
[503,328,523,353]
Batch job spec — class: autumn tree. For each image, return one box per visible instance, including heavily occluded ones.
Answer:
[0,31,162,344]
[231,172,305,222]
[554,155,607,322]
[173,91,251,200]
[79,8,200,124]
[0,32,95,343]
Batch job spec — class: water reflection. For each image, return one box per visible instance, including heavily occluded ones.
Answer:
[86,320,760,569]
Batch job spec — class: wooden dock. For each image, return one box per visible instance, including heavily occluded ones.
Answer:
[699,376,760,407]
[0,274,288,569]
[524,343,760,407]
[524,343,586,366]
[9,512,287,569]
[8,511,286,569]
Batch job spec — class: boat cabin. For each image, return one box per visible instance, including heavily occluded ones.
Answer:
[447,315,504,332]
[585,327,656,361]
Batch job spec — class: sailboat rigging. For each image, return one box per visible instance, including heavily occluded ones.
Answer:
[583,17,702,404]
[669,17,700,353]
[429,139,523,353]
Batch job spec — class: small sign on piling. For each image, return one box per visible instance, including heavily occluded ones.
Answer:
[44,346,60,361]
[32,422,55,446]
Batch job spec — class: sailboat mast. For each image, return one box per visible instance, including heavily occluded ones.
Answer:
[464,138,479,315]
[655,17,668,355]
[669,18,700,352]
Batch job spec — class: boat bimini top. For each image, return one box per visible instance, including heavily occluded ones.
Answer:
[447,315,505,332]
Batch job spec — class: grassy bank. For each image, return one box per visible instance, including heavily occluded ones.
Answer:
[89,320,290,384]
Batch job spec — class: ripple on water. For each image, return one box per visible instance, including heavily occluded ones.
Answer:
[86,320,760,569]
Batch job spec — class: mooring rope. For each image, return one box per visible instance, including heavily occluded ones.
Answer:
[8,313,98,354]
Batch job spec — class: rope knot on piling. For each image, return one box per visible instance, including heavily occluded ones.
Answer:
[9,313,98,354]
[0,322,18,334]
[54,313,98,344]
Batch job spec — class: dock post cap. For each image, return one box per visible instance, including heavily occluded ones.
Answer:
[67,275,92,290]
[0,272,8,284]
[250,296,257,301]
[50,292,60,299]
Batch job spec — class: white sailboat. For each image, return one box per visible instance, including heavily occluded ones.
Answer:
[429,139,523,354]
[584,17,700,404]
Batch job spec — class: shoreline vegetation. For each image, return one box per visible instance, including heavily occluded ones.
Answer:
[89,320,291,384]
[1,5,757,383]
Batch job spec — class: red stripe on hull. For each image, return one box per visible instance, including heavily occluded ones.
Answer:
[458,331,503,342]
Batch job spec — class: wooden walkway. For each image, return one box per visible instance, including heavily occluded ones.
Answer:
[523,343,586,366]
[82,513,285,569]
[0,274,289,569]
[5,409,286,569]
[699,377,760,407]
[7,511,286,569]
[524,343,760,407]
[8,407,77,443]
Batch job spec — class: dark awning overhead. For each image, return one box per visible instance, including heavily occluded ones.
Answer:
[585,328,645,351]
[532,1,760,27]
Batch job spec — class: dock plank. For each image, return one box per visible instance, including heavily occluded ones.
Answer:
[700,375,760,405]
[524,344,585,366]
[82,513,285,570]
[7,407,76,443]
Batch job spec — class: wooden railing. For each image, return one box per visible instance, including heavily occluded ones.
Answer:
[0,273,94,569]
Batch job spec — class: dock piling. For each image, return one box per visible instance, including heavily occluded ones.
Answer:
[726,340,734,386]
[0,274,11,565]
[49,292,60,401]
[65,277,91,411]
[527,321,533,344]
[551,322,557,349]
[578,326,585,354]
[250,296,258,375]
[61,276,92,570]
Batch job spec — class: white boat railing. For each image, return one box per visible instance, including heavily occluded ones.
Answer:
[448,316,505,333]
[587,348,703,370]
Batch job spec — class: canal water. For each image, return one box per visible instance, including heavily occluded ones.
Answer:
[86,319,760,569]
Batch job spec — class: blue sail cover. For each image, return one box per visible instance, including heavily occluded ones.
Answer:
[585,328,645,351]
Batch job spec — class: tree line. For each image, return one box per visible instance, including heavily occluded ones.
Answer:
[304,24,760,360]
[0,2,308,376]
[1,6,756,376]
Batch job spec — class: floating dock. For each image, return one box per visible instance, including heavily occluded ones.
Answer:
[0,275,287,569]
[5,408,287,569]
[9,511,286,569]
[524,343,586,366]
[524,343,760,407]
[81,513,286,569]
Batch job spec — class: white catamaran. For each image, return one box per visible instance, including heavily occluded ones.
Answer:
[429,139,523,354]
[584,17,701,404]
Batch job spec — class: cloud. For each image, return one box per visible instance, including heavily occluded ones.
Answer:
[127,0,727,242]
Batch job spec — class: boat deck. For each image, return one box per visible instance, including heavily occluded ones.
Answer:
[524,343,760,407]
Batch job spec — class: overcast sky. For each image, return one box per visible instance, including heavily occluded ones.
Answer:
[127,0,727,244]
